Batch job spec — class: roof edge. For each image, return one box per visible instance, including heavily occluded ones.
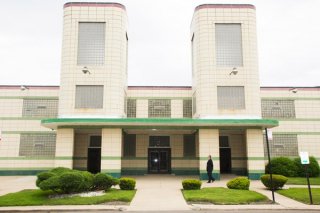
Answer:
[64,2,126,10]
[195,4,256,12]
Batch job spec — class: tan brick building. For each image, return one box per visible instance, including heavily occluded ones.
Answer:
[0,3,318,180]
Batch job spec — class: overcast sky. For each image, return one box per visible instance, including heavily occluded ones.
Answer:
[0,0,319,87]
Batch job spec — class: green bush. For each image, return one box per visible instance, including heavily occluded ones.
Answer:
[50,167,72,175]
[226,177,250,190]
[36,172,56,187]
[93,173,119,191]
[182,179,202,190]
[39,176,61,192]
[265,157,298,177]
[261,174,288,190]
[78,171,95,192]
[119,178,136,190]
[294,156,320,177]
[59,172,84,193]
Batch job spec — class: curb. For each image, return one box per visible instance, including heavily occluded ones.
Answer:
[0,205,127,212]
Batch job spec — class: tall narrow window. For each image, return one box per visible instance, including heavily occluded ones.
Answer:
[75,85,104,108]
[217,86,245,109]
[183,134,196,157]
[77,22,105,65]
[183,99,192,118]
[127,99,137,118]
[123,134,136,157]
[192,93,196,115]
[215,24,243,66]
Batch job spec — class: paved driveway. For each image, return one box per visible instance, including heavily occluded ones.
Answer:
[0,176,37,196]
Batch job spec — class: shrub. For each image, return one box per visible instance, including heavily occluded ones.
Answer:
[50,167,72,175]
[227,177,250,190]
[261,174,288,190]
[59,172,84,193]
[182,179,202,190]
[294,156,320,177]
[265,157,298,177]
[36,172,56,187]
[39,176,61,192]
[93,173,119,190]
[119,178,136,190]
[78,171,95,192]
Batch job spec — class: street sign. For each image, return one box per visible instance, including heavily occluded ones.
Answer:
[267,129,273,140]
[300,151,310,165]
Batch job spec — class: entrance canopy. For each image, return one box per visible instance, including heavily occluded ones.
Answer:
[41,118,278,130]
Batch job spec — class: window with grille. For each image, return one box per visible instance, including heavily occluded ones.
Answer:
[127,99,136,118]
[123,134,136,157]
[149,136,170,147]
[22,99,58,118]
[217,86,245,109]
[183,99,192,118]
[184,134,196,157]
[219,136,229,147]
[148,99,171,118]
[19,134,56,157]
[263,134,298,157]
[261,100,296,118]
[215,24,243,67]
[77,22,105,65]
[75,85,104,108]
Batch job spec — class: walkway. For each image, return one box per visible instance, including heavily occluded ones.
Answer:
[0,176,36,196]
[128,175,194,211]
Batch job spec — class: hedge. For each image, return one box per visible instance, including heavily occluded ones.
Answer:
[119,178,136,190]
[261,174,288,190]
[182,179,202,190]
[227,177,250,190]
[265,157,298,177]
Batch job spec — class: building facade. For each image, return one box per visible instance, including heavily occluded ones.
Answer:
[0,3,318,180]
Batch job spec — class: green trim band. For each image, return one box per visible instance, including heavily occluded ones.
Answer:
[101,156,122,160]
[248,172,264,180]
[199,157,219,160]
[42,118,278,129]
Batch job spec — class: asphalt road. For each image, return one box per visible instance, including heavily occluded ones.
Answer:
[6,210,319,213]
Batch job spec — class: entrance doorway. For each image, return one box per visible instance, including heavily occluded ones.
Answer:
[148,148,171,173]
[220,148,231,173]
[87,135,101,174]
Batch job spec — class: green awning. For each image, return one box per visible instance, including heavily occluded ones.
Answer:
[41,118,278,130]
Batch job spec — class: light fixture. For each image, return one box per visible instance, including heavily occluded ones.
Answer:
[289,88,298,93]
[152,129,157,131]
[229,67,238,75]
[82,66,91,74]
[20,85,29,91]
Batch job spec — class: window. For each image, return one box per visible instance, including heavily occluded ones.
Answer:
[215,24,243,66]
[127,99,136,118]
[148,99,171,118]
[123,134,136,157]
[77,22,105,65]
[184,134,196,157]
[263,134,298,157]
[149,136,170,147]
[261,100,296,118]
[219,136,229,147]
[89,136,101,148]
[75,85,104,108]
[217,86,245,109]
[22,99,58,118]
[192,93,196,115]
[19,134,56,157]
[183,99,192,118]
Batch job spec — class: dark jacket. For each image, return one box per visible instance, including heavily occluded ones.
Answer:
[206,159,213,172]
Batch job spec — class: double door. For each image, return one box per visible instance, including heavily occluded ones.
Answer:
[148,148,171,174]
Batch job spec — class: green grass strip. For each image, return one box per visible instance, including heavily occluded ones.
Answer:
[277,188,320,204]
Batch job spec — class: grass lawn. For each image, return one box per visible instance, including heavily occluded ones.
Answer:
[182,187,269,205]
[277,188,320,205]
[0,189,136,206]
[287,177,320,185]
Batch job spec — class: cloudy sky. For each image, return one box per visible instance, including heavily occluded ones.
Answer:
[0,0,319,86]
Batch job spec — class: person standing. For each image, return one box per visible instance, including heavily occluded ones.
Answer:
[206,155,215,183]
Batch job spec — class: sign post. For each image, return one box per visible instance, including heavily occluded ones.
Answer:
[265,128,275,203]
[299,151,313,205]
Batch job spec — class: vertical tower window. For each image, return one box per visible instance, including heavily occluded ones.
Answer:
[183,99,192,118]
[215,24,243,66]
[75,85,104,109]
[77,22,105,65]
[217,86,245,109]
[127,99,137,118]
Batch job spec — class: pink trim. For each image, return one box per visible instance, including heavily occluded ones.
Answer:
[195,4,255,11]
[0,85,59,90]
[64,2,126,10]
[260,87,320,91]
[128,86,192,90]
